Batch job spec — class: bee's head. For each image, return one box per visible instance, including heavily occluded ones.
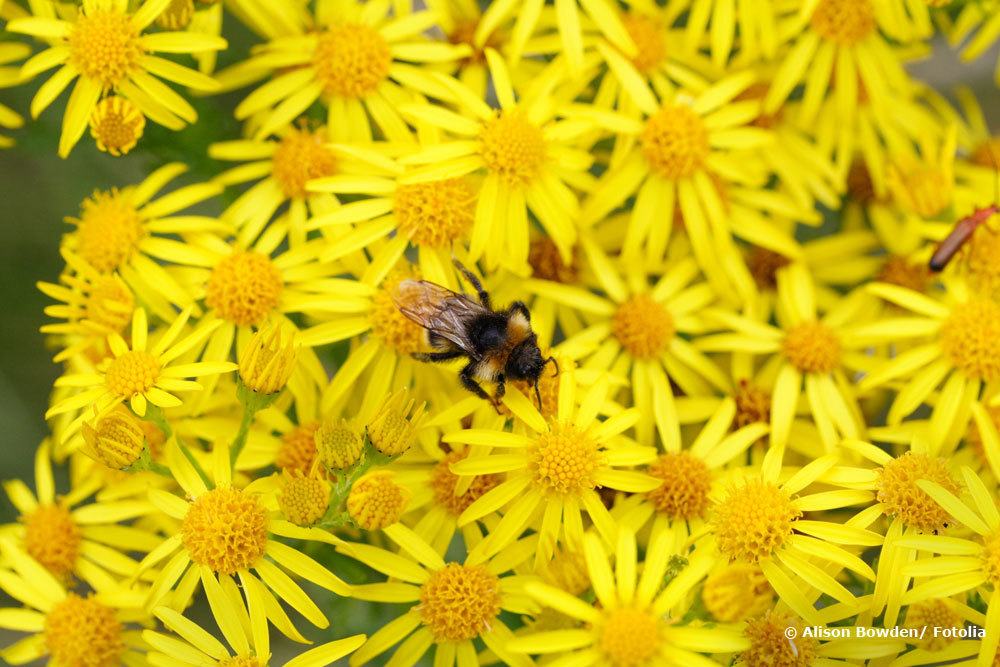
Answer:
[505,336,545,381]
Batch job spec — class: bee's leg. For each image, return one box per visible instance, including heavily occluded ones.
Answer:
[494,373,506,405]
[460,361,494,403]
[507,300,531,322]
[428,332,450,349]
[453,259,491,309]
[413,350,464,363]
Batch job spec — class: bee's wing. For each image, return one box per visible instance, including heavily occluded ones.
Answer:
[393,279,487,356]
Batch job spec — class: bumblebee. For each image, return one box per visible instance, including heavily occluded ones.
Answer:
[393,259,557,410]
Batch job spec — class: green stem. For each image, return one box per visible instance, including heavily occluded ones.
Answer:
[231,381,278,468]
[317,439,394,529]
[230,401,257,468]
[178,437,214,491]
[143,404,173,439]
[143,404,212,489]
[127,448,172,478]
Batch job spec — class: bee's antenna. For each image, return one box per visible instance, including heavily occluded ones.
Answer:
[545,356,560,375]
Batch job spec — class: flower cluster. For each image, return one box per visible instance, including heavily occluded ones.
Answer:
[2,0,1000,665]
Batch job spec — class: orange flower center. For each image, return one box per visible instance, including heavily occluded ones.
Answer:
[68,9,144,87]
[271,126,338,198]
[89,96,145,156]
[612,294,675,359]
[782,322,842,373]
[598,606,662,667]
[181,487,269,575]
[45,594,125,667]
[712,480,801,563]
[205,251,284,327]
[104,350,159,398]
[940,299,1000,381]
[394,178,475,247]
[480,111,546,186]
[418,563,501,641]
[346,471,410,530]
[24,504,81,580]
[646,452,712,519]
[810,0,876,45]
[430,449,502,516]
[641,105,709,180]
[742,610,818,666]
[622,13,666,73]
[527,423,603,495]
[313,24,392,98]
[877,453,960,532]
[73,190,144,273]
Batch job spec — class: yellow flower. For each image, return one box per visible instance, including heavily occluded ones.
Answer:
[857,278,1000,451]
[580,70,777,298]
[697,263,873,450]
[886,125,966,221]
[80,405,149,469]
[592,3,716,91]
[48,307,236,422]
[58,163,226,315]
[412,0,519,98]
[338,524,536,667]
[0,440,160,588]
[37,248,135,363]
[143,603,366,667]
[0,537,147,666]
[509,528,750,665]
[169,232,343,417]
[305,157,484,286]
[614,397,771,550]
[891,466,1000,667]
[8,0,225,156]
[530,245,726,447]
[396,54,596,274]
[210,121,396,248]
[297,256,456,422]
[763,0,915,128]
[218,0,470,142]
[815,438,972,626]
[346,470,411,530]
[136,437,352,643]
[446,370,658,566]
[704,451,881,626]
[276,468,331,527]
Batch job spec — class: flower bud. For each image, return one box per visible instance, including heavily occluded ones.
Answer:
[346,471,409,530]
[278,470,330,526]
[367,388,426,457]
[315,418,364,470]
[239,320,297,395]
[81,407,145,469]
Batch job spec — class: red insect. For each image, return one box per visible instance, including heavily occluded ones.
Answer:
[928,176,1000,272]
[928,204,1000,272]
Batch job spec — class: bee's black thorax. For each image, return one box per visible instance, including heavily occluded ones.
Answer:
[467,312,510,358]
